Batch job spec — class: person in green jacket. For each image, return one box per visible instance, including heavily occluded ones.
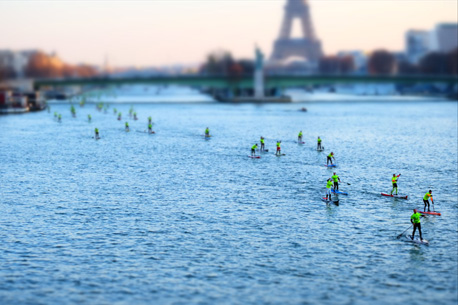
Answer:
[251,144,258,156]
[325,178,333,200]
[327,152,335,165]
[94,128,100,139]
[390,174,401,195]
[423,190,433,212]
[410,209,423,241]
[298,131,303,142]
[260,137,265,151]
[317,137,322,150]
[331,172,341,191]
[276,141,282,156]
[205,127,210,137]
[125,122,130,132]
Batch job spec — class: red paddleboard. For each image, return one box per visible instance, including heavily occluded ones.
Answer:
[248,156,260,159]
[414,209,441,216]
[381,193,408,199]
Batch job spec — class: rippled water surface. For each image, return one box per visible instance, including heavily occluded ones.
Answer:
[1,97,457,305]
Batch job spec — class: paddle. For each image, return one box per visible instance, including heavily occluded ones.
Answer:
[397,224,412,239]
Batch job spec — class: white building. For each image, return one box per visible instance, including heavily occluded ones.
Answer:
[430,23,458,53]
[0,49,37,79]
[405,30,430,64]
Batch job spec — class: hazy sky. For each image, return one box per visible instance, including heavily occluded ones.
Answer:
[1,0,457,67]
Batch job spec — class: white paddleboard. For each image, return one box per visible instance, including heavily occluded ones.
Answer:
[405,235,429,245]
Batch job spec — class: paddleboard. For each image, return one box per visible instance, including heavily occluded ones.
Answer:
[248,155,260,159]
[296,141,305,144]
[321,197,339,205]
[324,164,336,167]
[381,193,408,199]
[414,209,441,216]
[317,147,325,151]
[405,234,429,245]
[275,153,286,156]
[331,189,348,195]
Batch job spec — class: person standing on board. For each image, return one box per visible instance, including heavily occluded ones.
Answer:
[298,131,303,142]
[117,112,122,120]
[125,122,130,132]
[205,127,210,137]
[331,172,341,191]
[327,152,335,165]
[410,209,423,241]
[276,141,282,156]
[390,174,401,195]
[94,128,100,139]
[325,178,333,200]
[251,144,258,157]
[88,114,92,123]
[148,123,154,134]
[260,137,265,151]
[423,190,433,212]
[317,137,322,150]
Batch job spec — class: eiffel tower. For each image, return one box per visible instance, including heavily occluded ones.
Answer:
[270,0,323,64]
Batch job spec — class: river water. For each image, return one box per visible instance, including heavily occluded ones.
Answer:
[1,91,457,305]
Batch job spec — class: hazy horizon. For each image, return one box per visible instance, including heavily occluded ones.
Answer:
[1,0,457,67]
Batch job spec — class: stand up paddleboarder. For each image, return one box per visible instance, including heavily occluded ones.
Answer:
[327,152,335,165]
[331,172,341,191]
[317,137,322,150]
[410,209,424,241]
[423,190,433,212]
[260,137,265,151]
[276,141,282,156]
[391,174,401,195]
[251,144,258,157]
[326,178,333,200]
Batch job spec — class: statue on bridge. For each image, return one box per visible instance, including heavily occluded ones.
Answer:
[254,46,265,98]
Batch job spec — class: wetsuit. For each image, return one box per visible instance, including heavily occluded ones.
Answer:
[411,212,423,240]
[327,153,334,165]
[251,144,258,156]
[423,192,433,212]
[391,175,400,195]
[332,174,340,191]
[326,180,333,199]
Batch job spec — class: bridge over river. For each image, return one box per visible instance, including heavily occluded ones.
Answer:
[34,74,458,90]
